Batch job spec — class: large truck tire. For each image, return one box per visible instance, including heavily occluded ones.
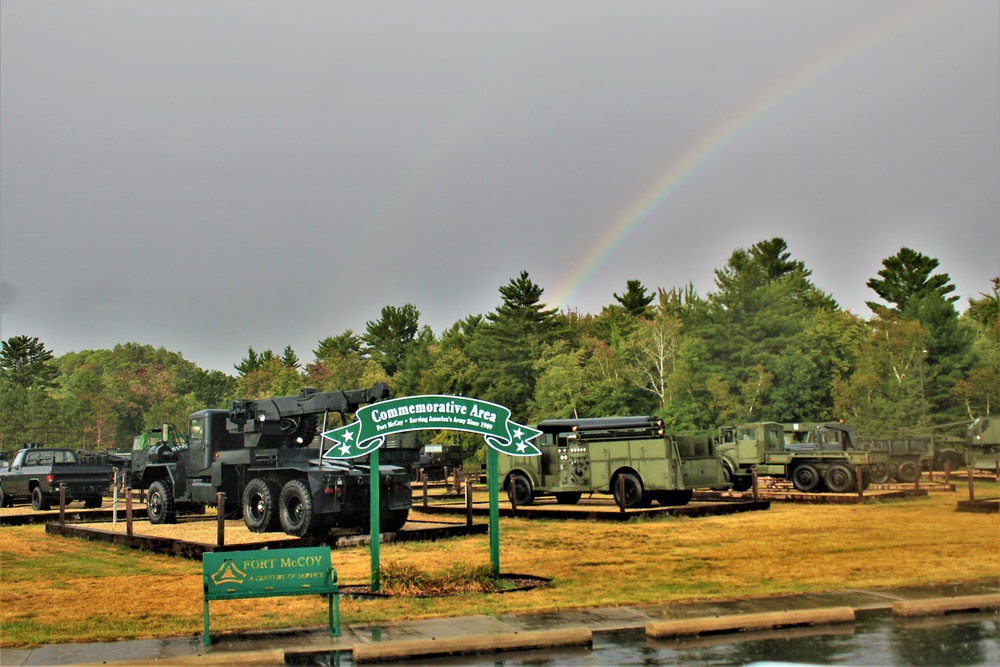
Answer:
[791,463,822,493]
[243,478,281,533]
[31,487,51,511]
[381,508,409,532]
[612,473,645,509]
[722,463,752,491]
[868,463,891,484]
[278,479,324,537]
[84,496,103,509]
[147,480,176,524]
[894,460,918,483]
[936,451,962,473]
[0,484,10,508]
[506,472,534,506]
[824,463,857,493]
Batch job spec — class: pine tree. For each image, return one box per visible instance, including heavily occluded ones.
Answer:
[1,335,57,389]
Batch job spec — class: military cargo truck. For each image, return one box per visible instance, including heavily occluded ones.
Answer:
[128,384,412,537]
[497,416,727,509]
[782,423,930,484]
[886,419,999,472]
[717,422,888,493]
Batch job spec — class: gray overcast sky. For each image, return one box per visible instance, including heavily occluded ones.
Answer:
[1,1,998,373]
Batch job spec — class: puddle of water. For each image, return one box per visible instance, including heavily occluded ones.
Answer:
[288,611,1000,666]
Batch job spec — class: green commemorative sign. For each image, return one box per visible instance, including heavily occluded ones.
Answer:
[322,394,542,459]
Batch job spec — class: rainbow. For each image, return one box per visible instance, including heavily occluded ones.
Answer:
[548,0,943,310]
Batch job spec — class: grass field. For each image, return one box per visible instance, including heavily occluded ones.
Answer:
[1,484,998,648]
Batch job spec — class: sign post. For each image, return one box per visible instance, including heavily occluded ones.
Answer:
[488,446,501,576]
[323,395,541,586]
[370,447,380,591]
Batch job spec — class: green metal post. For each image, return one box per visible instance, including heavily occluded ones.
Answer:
[370,447,381,592]
[488,446,500,577]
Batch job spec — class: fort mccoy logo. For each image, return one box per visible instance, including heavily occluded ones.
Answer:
[209,559,247,586]
[322,395,542,459]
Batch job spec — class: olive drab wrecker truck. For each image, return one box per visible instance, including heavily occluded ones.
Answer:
[497,416,728,509]
[717,421,889,493]
[965,417,1000,471]
[128,384,412,537]
[897,417,1000,473]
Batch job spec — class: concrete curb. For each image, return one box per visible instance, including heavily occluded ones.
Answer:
[351,627,593,663]
[646,606,856,638]
[72,648,285,666]
[891,594,1000,617]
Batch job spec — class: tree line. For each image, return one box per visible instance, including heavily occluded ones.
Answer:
[2,238,997,459]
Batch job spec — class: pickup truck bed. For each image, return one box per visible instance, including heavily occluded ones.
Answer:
[0,448,113,510]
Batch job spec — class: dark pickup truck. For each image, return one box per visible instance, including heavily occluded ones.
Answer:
[0,447,114,510]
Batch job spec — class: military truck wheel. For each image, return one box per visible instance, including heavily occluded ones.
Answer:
[0,485,9,508]
[147,480,176,524]
[84,496,103,509]
[613,473,644,509]
[723,463,752,491]
[242,478,280,532]
[791,464,822,493]
[381,508,409,532]
[824,463,856,493]
[554,492,582,505]
[506,473,534,506]
[31,487,51,511]
[868,463,890,484]
[279,479,322,537]
[894,461,918,483]
[936,451,962,473]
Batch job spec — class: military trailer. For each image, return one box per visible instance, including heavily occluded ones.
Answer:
[128,384,412,537]
[717,422,888,493]
[497,416,727,509]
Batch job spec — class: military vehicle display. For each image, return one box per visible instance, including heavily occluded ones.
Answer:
[0,445,114,510]
[128,384,412,537]
[497,416,727,508]
[717,422,888,493]
[781,423,930,484]
[851,434,930,484]
[416,444,464,481]
[823,418,999,479]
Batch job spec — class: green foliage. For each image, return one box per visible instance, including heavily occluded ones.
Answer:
[1,335,57,389]
[613,279,655,317]
[1,242,992,454]
[469,271,567,423]
[966,277,1000,330]
[363,304,421,376]
[865,247,957,314]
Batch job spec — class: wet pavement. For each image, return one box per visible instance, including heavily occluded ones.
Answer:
[3,581,998,666]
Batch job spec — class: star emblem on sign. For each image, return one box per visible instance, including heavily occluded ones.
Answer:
[485,422,542,457]
[321,422,382,460]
